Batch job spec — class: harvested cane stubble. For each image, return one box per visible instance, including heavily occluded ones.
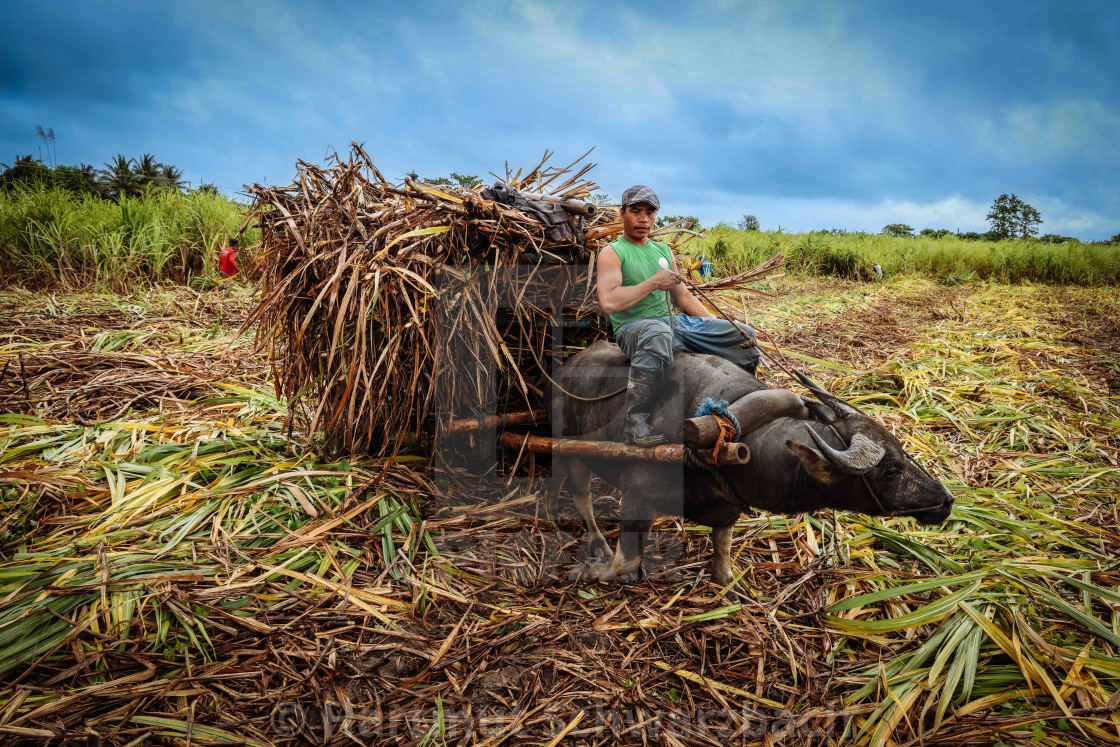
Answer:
[1,281,1115,745]
[1,184,1118,742]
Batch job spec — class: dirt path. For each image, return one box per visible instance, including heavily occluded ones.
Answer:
[751,282,974,375]
[1040,285,1120,393]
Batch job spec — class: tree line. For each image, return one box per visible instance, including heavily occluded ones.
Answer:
[878,194,1096,243]
[0,153,216,201]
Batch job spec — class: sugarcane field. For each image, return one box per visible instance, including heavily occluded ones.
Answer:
[4,3,1120,745]
[0,142,1116,747]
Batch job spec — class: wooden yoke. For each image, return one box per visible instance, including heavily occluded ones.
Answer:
[683,390,810,449]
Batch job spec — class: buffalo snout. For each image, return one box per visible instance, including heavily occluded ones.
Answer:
[902,481,954,525]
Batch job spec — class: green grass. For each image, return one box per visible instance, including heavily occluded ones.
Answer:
[0,185,257,291]
[688,225,1120,285]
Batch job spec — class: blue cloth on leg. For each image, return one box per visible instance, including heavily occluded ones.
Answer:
[615,315,760,375]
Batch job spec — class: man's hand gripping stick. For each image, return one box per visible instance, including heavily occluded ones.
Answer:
[662,257,755,349]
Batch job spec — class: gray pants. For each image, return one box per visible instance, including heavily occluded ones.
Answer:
[615,315,760,377]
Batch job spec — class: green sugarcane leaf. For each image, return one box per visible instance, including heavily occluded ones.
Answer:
[828,571,984,612]
[825,579,983,634]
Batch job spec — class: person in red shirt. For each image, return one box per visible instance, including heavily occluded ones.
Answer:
[219,237,240,276]
[218,237,239,296]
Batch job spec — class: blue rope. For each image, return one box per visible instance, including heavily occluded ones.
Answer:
[695,397,741,439]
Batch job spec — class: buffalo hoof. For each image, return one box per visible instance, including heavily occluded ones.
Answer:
[711,579,750,604]
[569,557,610,582]
[541,500,560,523]
[588,535,611,561]
[571,559,646,584]
[712,569,749,603]
[617,565,646,583]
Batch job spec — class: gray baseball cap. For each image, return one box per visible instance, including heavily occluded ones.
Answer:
[620,185,660,211]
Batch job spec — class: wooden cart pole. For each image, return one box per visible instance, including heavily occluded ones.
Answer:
[499,432,749,467]
[445,410,547,434]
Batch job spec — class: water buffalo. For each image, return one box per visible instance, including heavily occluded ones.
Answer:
[544,341,954,588]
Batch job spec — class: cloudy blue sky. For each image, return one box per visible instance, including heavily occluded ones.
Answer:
[3,0,1117,238]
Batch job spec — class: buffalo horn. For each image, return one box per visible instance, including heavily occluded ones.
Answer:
[805,425,885,474]
[802,399,839,424]
[793,370,864,419]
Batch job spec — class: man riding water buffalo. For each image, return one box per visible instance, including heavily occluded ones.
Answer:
[554,186,955,586]
[597,185,760,446]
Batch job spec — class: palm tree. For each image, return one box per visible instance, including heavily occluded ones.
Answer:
[158,164,185,191]
[53,162,103,196]
[0,155,52,191]
[102,154,140,199]
[133,153,163,188]
[77,163,100,184]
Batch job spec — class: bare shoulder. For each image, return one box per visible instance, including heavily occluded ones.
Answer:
[597,245,620,265]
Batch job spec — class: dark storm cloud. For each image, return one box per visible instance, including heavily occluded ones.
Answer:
[0,3,196,105]
[0,0,1116,236]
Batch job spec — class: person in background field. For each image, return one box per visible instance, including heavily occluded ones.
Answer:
[698,254,713,281]
[596,185,761,446]
[218,237,239,296]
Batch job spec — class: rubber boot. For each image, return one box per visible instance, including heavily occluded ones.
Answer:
[623,370,667,446]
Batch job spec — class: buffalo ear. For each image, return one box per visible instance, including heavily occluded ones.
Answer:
[786,438,842,485]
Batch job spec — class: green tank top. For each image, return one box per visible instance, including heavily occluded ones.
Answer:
[604,237,674,334]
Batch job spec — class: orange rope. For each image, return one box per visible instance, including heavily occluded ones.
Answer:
[710,413,739,462]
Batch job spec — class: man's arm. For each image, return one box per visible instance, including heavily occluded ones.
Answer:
[596,246,682,315]
[669,259,715,318]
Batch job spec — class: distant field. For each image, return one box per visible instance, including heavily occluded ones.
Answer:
[687,225,1120,286]
[2,185,1117,293]
[0,186,256,291]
